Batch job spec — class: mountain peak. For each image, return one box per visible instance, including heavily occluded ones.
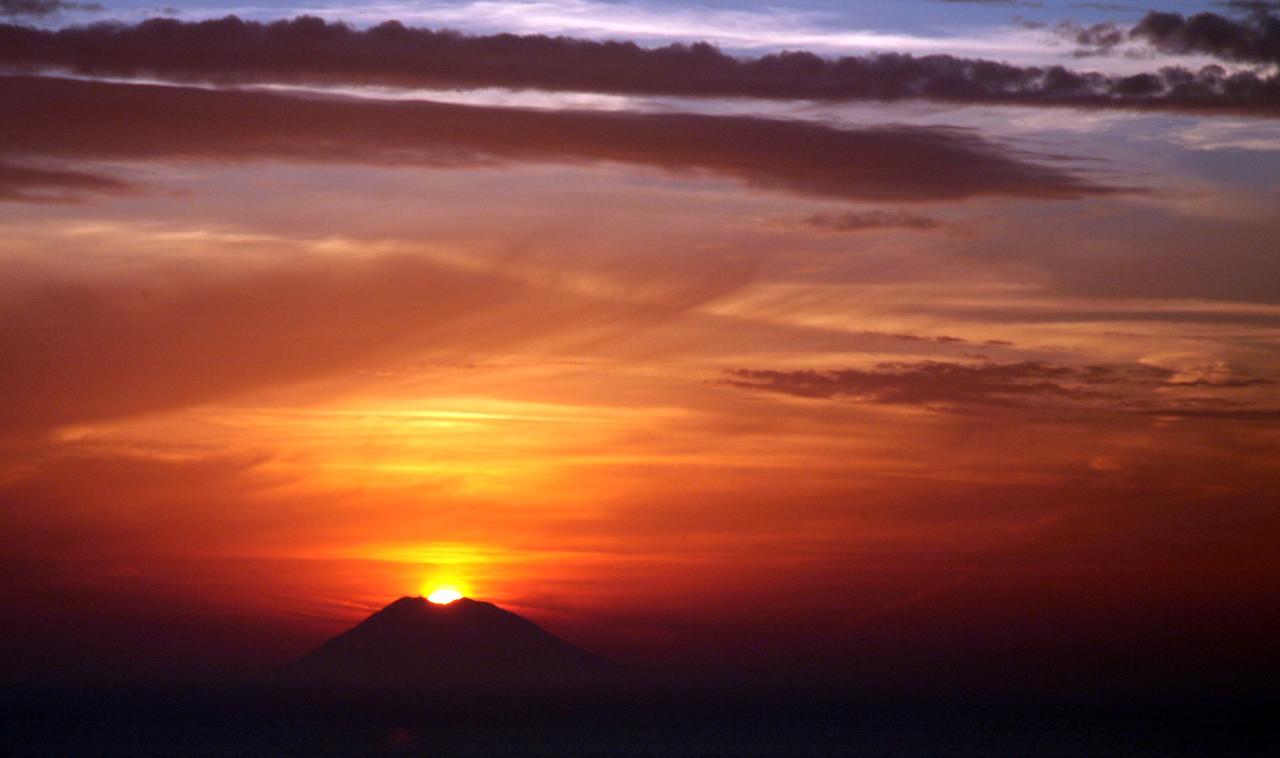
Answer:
[289,596,612,687]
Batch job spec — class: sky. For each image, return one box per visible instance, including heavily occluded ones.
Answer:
[1,0,1279,694]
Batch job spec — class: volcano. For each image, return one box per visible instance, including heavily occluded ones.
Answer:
[289,596,613,687]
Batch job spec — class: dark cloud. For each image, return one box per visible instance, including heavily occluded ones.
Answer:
[1069,3,1144,10]
[1214,1,1280,14]
[0,0,100,17]
[1045,6,1280,63]
[767,210,946,234]
[722,360,1277,418]
[724,361,1143,405]
[0,16,1277,113]
[0,159,134,203]
[1049,20,1128,57]
[1131,7,1280,64]
[0,76,1120,204]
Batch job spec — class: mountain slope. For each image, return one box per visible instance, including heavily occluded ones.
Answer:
[289,596,612,686]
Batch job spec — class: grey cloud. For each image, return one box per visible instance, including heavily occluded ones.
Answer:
[1131,8,1280,64]
[0,0,100,17]
[0,16,1276,113]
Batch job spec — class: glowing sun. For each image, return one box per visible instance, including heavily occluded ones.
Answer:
[427,588,463,605]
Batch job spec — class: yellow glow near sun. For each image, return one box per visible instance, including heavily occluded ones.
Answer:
[427,588,464,604]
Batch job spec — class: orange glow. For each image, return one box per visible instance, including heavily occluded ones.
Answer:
[1,68,1278,688]
[427,588,463,605]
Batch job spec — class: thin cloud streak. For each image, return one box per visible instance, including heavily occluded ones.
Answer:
[723,360,1279,418]
[764,209,948,234]
[0,159,133,202]
[285,0,1048,56]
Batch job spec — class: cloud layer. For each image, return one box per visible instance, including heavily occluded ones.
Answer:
[0,0,99,18]
[0,159,133,202]
[0,75,1119,204]
[0,15,1276,112]
[1132,7,1280,64]
[723,360,1279,419]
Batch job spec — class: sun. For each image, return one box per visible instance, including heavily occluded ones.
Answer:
[427,588,463,605]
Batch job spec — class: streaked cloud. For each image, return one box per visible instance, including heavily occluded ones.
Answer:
[762,209,947,234]
[0,75,1123,204]
[2,16,1275,112]
[288,0,1047,57]
[723,359,1278,419]
[0,159,134,202]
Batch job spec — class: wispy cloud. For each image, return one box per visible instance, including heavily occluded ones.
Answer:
[762,209,947,235]
[723,359,1278,419]
[291,0,1045,57]
[0,159,133,203]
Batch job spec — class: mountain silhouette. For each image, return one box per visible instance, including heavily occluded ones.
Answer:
[288,596,613,687]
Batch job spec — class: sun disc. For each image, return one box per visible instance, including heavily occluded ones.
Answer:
[427,588,463,605]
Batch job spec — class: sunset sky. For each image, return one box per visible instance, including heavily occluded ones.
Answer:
[2,0,1278,693]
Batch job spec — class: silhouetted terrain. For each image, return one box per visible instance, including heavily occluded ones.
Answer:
[3,681,1277,756]
[1,598,1276,755]
[4,598,1280,755]
[288,596,614,687]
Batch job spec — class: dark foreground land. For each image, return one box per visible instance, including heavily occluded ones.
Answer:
[2,684,1277,756]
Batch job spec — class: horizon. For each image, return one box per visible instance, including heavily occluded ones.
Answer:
[2,0,1280,736]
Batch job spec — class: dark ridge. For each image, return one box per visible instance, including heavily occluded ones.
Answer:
[287,596,616,688]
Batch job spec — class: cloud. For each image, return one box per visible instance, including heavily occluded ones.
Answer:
[1048,20,1128,57]
[724,361,1144,405]
[0,75,1121,204]
[764,209,946,234]
[283,0,1043,57]
[1068,3,1144,10]
[0,16,1276,112]
[1215,2,1280,14]
[722,360,1277,418]
[0,0,100,18]
[1131,7,1280,64]
[1064,6,1280,64]
[0,160,134,203]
